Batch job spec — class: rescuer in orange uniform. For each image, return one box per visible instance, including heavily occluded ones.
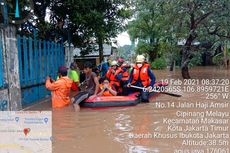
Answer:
[119,61,130,81]
[97,78,117,96]
[45,66,73,108]
[105,60,122,91]
[127,55,156,102]
[116,61,130,95]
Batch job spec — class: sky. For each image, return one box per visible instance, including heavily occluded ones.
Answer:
[115,32,131,47]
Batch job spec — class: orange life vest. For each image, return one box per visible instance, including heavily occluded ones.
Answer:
[131,63,150,87]
[116,66,130,81]
[144,63,150,67]
[99,84,114,96]
[121,71,129,81]
[106,67,120,86]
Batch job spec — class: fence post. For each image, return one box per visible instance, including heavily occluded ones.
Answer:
[64,42,74,67]
[3,25,22,110]
[0,28,9,111]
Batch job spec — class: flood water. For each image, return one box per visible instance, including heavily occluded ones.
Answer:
[26,66,230,153]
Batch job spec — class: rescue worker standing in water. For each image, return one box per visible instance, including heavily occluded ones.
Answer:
[45,66,73,108]
[127,55,156,102]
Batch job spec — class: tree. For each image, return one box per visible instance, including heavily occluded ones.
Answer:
[116,44,133,59]
[49,0,131,62]
[87,0,131,62]
[0,0,57,40]
[129,0,230,78]
[128,0,161,61]
[165,0,230,78]
[2,0,131,62]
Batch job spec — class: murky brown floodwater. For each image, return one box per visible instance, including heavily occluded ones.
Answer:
[26,66,230,153]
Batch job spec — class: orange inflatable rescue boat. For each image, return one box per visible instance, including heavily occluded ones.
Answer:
[80,82,168,108]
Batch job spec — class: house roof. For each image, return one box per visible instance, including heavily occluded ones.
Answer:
[73,44,112,57]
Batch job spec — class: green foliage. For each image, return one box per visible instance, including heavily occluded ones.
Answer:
[5,0,131,57]
[129,0,230,78]
[116,45,133,60]
[188,51,203,68]
[211,40,230,66]
[213,53,224,66]
[151,57,167,70]
[127,0,179,62]
[50,0,132,58]
[135,41,153,54]
[158,41,181,66]
[1,0,34,23]
[164,0,230,70]
[127,1,162,56]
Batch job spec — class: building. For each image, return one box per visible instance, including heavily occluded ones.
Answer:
[73,44,113,69]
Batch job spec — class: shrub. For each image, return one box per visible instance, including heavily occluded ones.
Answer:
[151,57,167,70]
[212,52,224,66]
[188,51,202,68]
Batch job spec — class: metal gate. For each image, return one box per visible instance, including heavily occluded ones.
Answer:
[17,35,64,106]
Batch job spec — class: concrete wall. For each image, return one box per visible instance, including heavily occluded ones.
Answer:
[0,89,9,111]
[0,28,9,111]
[0,25,22,110]
[64,42,74,68]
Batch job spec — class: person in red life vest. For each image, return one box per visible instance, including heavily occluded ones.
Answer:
[116,61,131,95]
[105,60,122,91]
[97,78,117,96]
[127,55,156,102]
[120,61,130,81]
[117,57,125,67]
